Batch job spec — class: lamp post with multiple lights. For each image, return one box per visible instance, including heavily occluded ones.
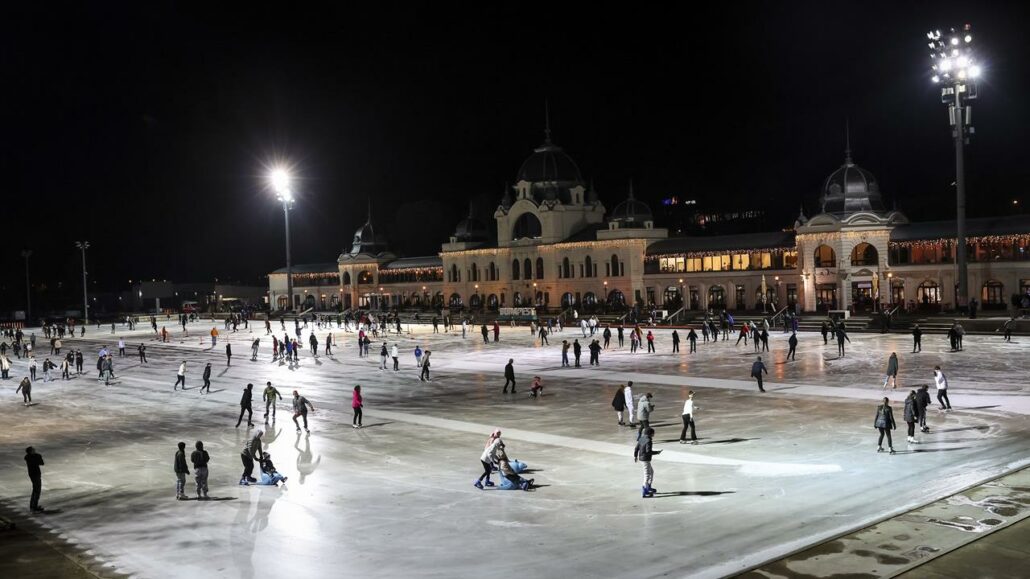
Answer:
[270,169,295,312]
[928,25,980,311]
[75,241,90,324]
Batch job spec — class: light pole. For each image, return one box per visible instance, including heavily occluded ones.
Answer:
[20,250,32,321]
[75,241,90,324]
[270,168,295,312]
[928,25,980,311]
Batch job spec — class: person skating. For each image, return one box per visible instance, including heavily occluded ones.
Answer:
[174,361,186,390]
[191,441,210,500]
[210,327,218,347]
[934,365,952,410]
[573,339,582,366]
[236,383,255,428]
[882,352,899,390]
[751,356,768,392]
[420,350,431,382]
[263,381,282,421]
[474,429,503,489]
[874,397,897,454]
[904,391,920,444]
[916,384,932,433]
[29,357,37,381]
[634,427,658,498]
[624,381,636,427]
[671,330,680,353]
[603,325,611,349]
[999,317,1015,342]
[16,377,32,405]
[493,320,500,342]
[481,324,489,343]
[292,390,315,432]
[174,442,190,500]
[251,338,260,361]
[309,332,318,357]
[612,384,627,425]
[820,320,829,345]
[496,446,534,491]
[503,359,516,393]
[118,338,125,357]
[679,390,699,444]
[835,325,850,357]
[201,362,212,394]
[637,392,655,439]
[325,332,333,356]
[760,328,769,352]
[687,327,698,353]
[912,324,923,353]
[786,331,798,361]
[240,430,263,485]
[646,331,656,353]
[379,342,389,370]
[225,343,232,366]
[391,343,399,371]
[138,343,147,363]
[75,350,83,374]
[25,446,45,512]
[561,340,570,367]
[588,339,601,366]
[617,325,625,348]
[351,385,363,428]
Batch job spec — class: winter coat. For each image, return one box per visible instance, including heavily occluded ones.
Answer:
[903,396,918,423]
[174,450,190,474]
[916,388,931,409]
[874,405,897,429]
[352,390,363,409]
[750,361,767,377]
[637,396,654,422]
[934,370,948,390]
[611,389,626,411]
[886,355,898,376]
[504,362,515,379]
[634,434,653,462]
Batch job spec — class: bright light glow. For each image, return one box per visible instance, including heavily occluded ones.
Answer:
[931,75,940,83]
[957,69,967,80]
[957,56,968,67]
[951,48,959,56]
[969,65,981,78]
[270,168,291,193]
[940,59,952,71]
[950,37,959,45]
[964,34,972,43]
[927,31,934,40]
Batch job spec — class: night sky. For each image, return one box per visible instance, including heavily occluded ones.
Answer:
[4,2,1030,307]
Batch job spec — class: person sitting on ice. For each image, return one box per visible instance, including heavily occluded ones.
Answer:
[529,376,544,398]
[257,452,288,486]
[496,447,534,491]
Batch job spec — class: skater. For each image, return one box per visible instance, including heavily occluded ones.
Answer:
[687,327,698,353]
[263,381,282,420]
[637,392,655,439]
[493,320,500,342]
[912,324,922,353]
[293,390,315,432]
[474,429,503,489]
[391,343,399,371]
[624,381,636,427]
[820,320,829,345]
[351,385,363,428]
[934,365,952,410]
[210,327,218,347]
[309,332,318,356]
[588,339,601,365]
[574,339,582,366]
[904,390,920,444]
[883,352,899,390]
[25,446,45,512]
[420,350,431,382]
[529,376,544,398]
[325,333,333,355]
[874,397,897,454]
[835,325,850,357]
[174,442,190,500]
[75,350,83,374]
[561,340,570,367]
[236,383,255,428]
[503,358,516,393]
[118,338,125,357]
[634,427,657,498]
[671,330,680,353]
[916,384,932,433]
[240,430,263,485]
[379,342,389,370]
[617,325,625,348]
[16,377,32,405]
[251,338,260,361]
[760,328,769,352]
[679,390,698,444]
[191,441,210,500]
[751,356,768,392]
[496,446,534,491]
[201,363,212,394]
[225,342,232,366]
[138,343,147,363]
[612,384,627,424]
[646,330,655,353]
[414,344,423,368]
[603,325,611,349]
[41,358,53,382]
[174,361,186,390]
[786,331,798,361]
[482,324,490,343]
[1000,317,1015,342]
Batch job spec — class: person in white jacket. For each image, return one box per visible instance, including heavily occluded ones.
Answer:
[623,382,636,427]
[390,343,400,371]
[680,391,699,444]
[934,365,952,410]
[474,429,503,489]
[174,361,186,390]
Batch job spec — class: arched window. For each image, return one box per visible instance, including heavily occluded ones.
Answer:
[512,259,520,280]
[488,262,496,281]
[708,285,726,307]
[561,292,575,307]
[535,291,544,305]
[470,263,479,282]
[449,293,463,307]
[358,270,374,284]
[850,243,878,266]
[535,257,544,279]
[562,257,571,279]
[342,272,351,285]
[512,212,542,240]
[917,280,941,305]
[433,292,444,307]
[814,244,837,268]
[513,292,523,306]
[469,294,482,309]
[584,256,593,278]
[607,289,626,308]
[487,294,499,310]
[611,255,620,277]
[982,280,1004,306]
[524,258,533,280]
[582,292,597,305]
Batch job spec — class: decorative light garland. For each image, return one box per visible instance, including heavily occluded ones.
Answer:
[890,234,1030,249]
[646,247,796,261]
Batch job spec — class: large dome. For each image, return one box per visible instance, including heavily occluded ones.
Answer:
[517,143,584,184]
[349,220,389,256]
[820,154,885,215]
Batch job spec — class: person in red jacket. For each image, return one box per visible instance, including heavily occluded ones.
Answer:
[352,385,363,429]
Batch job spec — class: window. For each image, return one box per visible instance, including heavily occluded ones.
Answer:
[561,292,575,307]
[917,281,941,305]
[512,259,520,280]
[524,258,533,280]
[470,263,479,282]
[786,284,798,306]
[732,254,750,271]
[814,245,836,268]
[850,243,878,266]
[735,284,746,309]
[584,256,593,278]
[611,255,620,277]
[358,270,374,284]
[708,285,726,307]
[536,257,544,279]
[448,293,463,307]
[783,250,797,269]
[562,257,571,278]
[512,212,542,240]
[982,280,1004,306]
[342,272,351,285]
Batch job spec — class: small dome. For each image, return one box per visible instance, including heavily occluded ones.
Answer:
[609,182,652,225]
[820,154,884,215]
[517,143,584,185]
[350,220,388,256]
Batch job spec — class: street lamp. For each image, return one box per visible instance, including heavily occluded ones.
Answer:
[927,25,979,311]
[269,168,295,312]
[20,250,32,321]
[75,241,90,324]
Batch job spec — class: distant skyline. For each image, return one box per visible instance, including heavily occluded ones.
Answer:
[4,2,1029,307]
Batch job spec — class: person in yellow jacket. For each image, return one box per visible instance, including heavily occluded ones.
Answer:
[210,327,219,347]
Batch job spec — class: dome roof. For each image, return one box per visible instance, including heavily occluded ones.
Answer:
[453,216,489,242]
[820,153,885,215]
[609,182,653,225]
[517,143,584,184]
[349,219,389,256]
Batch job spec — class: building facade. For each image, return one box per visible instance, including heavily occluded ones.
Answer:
[269,134,1030,315]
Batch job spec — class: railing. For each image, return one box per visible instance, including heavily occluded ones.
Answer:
[665,306,687,325]
[768,305,789,326]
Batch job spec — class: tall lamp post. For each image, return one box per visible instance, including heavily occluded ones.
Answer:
[20,250,32,321]
[927,25,980,311]
[270,169,295,312]
[75,241,90,324]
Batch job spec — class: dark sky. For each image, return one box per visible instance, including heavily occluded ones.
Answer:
[4,2,1030,304]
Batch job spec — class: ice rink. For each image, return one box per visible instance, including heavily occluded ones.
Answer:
[2,318,1028,578]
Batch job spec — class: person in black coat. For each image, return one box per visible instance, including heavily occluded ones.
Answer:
[201,363,212,394]
[573,340,582,367]
[671,330,680,353]
[502,359,516,393]
[687,328,698,353]
[612,385,627,425]
[786,332,798,361]
[912,324,922,353]
[903,390,920,443]
[225,343,232,366]
[25,446,45,512]
[916,385,932,433]
[874,397,897,453]
[751,356,768,392]
[236,383,255,428]
[820,320,829,345]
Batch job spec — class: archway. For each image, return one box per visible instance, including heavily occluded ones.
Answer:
[814,244,837,268]
[708,285,726,308]
[448,293,463,308]
[512,212,543,240]
[850,243,878,266]
[917,280,941,309]
[487,294,499,310]
[561,292,575,307]
[607,289,626,308]
[982,280,1004,308]
[469,294,482,309]
[342,271,351,285]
